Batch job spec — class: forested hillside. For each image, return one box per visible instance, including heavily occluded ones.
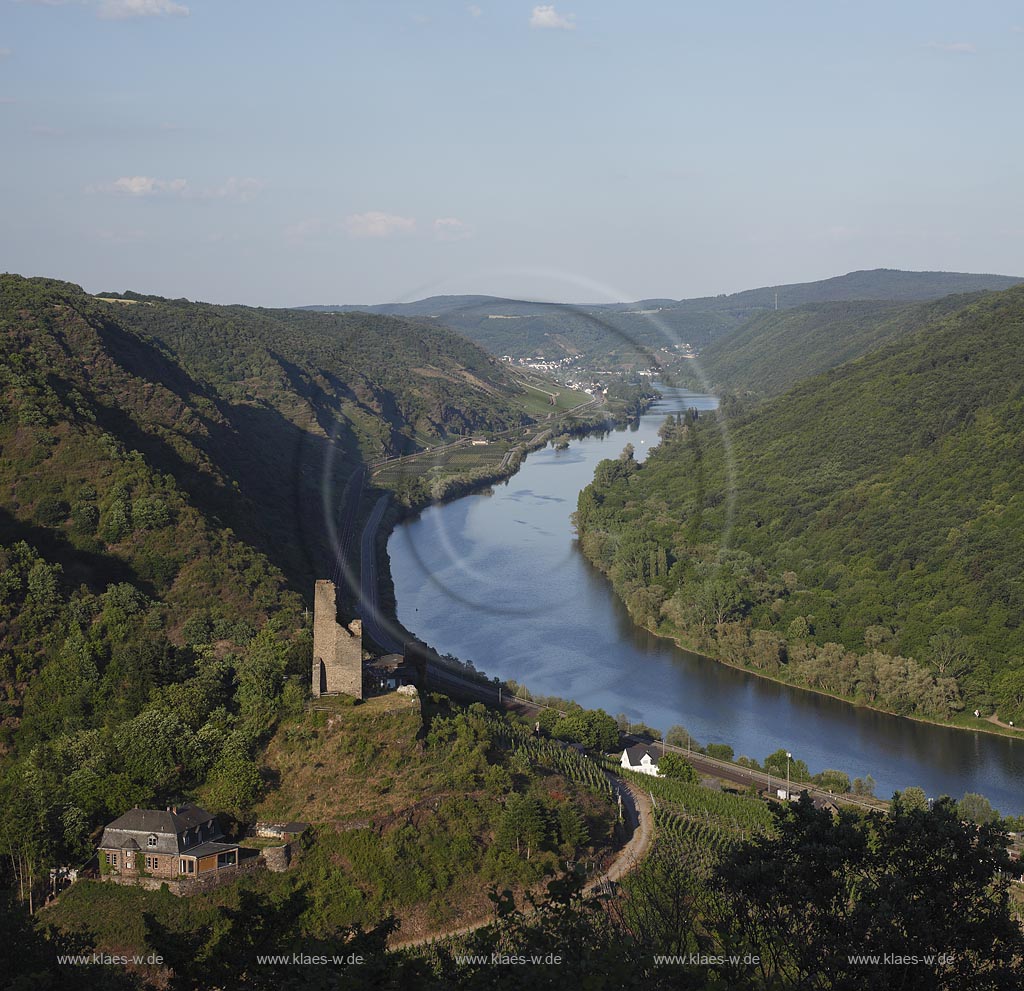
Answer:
[0,274,531,877]
[575,285,1024,725]
[307,269,1022,363]
[688,293,984,400]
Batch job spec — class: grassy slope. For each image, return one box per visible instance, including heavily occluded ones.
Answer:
[252,693,432,824]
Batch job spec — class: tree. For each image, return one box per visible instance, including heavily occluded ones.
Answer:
[929,625,969,677]
[898,785,929,811]
[204,740,263,816]
[958,792,999,824]
[556,803,589,854]
[499,794,547,860]
[657,753,697,782]
[554,708,619,752]
[812,769,850,793]
[763,749,810,783]
[994,663,1024,724]
[851,775,875,797]
[665,724,699,750]
[712,794,1024,989]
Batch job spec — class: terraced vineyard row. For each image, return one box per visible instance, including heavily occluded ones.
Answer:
[489,719,613,798]
[513,739,613,799]
[653,805,761,849]
[614,764,773,832]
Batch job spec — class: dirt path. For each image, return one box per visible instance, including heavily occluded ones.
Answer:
[987,714,1024,731]
[388,771,655,952]
[586,776,652,890]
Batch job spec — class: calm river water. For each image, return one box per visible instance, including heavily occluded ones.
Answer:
[388,387,1024,813]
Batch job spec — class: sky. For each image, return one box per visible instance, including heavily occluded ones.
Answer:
[1,1,1023,306]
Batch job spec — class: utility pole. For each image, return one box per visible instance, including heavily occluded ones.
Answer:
[774,290,779,311]
[786,751,792,801]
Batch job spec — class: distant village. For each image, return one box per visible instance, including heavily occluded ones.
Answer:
[499,340,696,394]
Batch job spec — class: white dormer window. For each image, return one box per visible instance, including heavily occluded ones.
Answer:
[147,835,158,847]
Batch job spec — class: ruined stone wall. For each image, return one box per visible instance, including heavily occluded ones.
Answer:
[103,856,264,896]
[262,844,291,872]
[312,580,363,698]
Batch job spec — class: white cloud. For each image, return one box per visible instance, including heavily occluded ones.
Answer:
[433,217,474,242]
[97,0,189,18]
[197,176,265,201]
[89,175,264,200]
[345,211,417,239]
[467,4,482,16]
[530,5,574,30]
[93,176,189,196]
[924,41,976,55]
[16,0,188,15]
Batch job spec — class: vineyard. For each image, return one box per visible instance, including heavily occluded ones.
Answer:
[513,739,614,799]
[609,762,774,871]
[373,442,511,487]
[492,717,615,800]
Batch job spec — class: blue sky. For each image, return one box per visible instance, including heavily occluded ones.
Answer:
[1,1,1022,305]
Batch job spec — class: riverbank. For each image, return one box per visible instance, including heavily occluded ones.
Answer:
[368,398,658,656]
[383,385,1024,813]
[633,614,1024,745]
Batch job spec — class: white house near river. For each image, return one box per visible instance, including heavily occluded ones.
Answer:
[620,743,663,777]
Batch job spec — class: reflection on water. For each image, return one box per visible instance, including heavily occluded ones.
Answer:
[389,387,1024,813]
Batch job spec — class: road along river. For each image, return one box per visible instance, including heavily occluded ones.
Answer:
[388,386,1024,814]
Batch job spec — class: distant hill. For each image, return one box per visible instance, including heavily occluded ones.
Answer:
[575,283,1024,725]
[688,293,987,400]
[303,269,1023,364]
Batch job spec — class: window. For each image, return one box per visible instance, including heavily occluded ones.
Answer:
[105,852,118,867]
[147,835,158,847]
[145,856,159,870]
[179,859,194,874]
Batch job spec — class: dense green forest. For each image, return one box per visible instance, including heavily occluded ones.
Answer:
[307,269,1022,363]
[5,272,1024,988]
[576,284,1024,725]
[685,294,986,400]
[0,274,536,895]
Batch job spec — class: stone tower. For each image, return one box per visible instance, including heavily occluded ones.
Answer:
[312,580,363,698]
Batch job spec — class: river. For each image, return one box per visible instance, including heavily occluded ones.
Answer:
[388,386,1024,814]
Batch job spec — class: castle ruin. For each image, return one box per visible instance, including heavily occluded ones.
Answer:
[312,580,363,698]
